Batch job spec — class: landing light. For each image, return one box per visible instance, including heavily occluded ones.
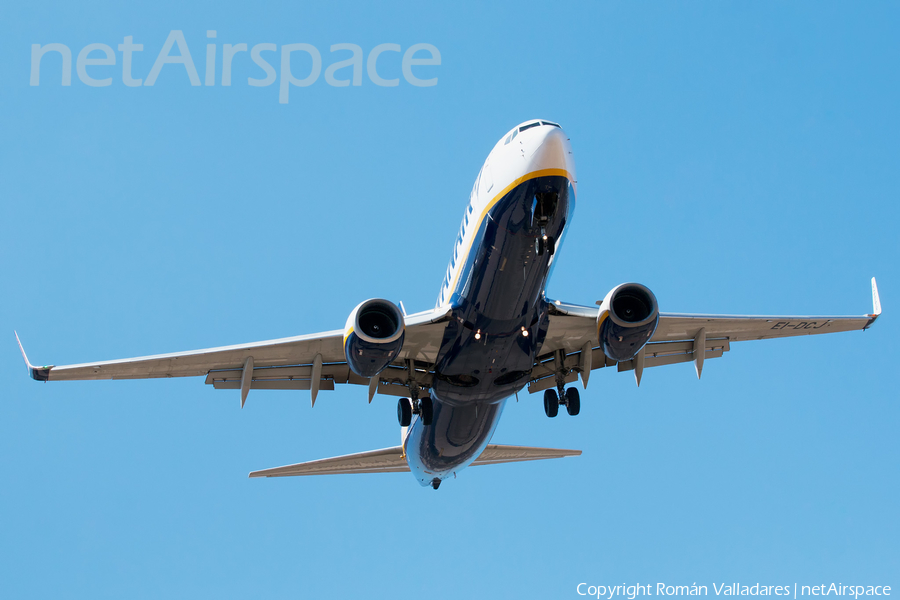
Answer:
[542,235,548,240]
[475,330,482,340]
[521,327,529,337]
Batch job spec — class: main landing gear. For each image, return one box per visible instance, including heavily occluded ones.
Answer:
[398,359,433,427]
[542,348,581,418]
[397,395,434,427]
[543,384,580,418]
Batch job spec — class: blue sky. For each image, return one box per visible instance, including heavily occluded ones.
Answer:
[1,2,897,598]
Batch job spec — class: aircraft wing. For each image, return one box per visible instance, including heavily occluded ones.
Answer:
[16,306,451,405]
[16,279,882,399]
[531,278,882,390]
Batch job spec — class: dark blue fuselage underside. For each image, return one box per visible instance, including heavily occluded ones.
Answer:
[406,174,574,484]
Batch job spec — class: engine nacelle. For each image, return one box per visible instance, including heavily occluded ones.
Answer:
[343,299,406,378]
[597,283,659,362]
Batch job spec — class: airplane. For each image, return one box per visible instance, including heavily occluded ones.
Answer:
[16,119,883,490]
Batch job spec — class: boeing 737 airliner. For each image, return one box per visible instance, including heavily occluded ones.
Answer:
[16,120,882,489]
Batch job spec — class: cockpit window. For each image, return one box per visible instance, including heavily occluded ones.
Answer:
[541,121,561,128]
[519,122,540,133]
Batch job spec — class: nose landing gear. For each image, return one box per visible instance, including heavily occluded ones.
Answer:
[533,190,558,257]
[535,228,555,257]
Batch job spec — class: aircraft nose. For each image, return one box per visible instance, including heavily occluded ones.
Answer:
[527,125,569,172]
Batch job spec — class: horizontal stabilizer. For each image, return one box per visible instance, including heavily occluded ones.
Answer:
[249,446,408,478]
[248,444,581,478]
[471,444,582,465]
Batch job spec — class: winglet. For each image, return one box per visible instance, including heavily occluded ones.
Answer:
[872,278,882,316]
[14,332,52,381]
[865,277,882,329]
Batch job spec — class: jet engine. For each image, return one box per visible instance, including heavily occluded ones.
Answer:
[343,299,406,378]
[597,283,659,362]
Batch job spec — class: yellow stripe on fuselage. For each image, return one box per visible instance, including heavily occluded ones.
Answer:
[440,168,576,307]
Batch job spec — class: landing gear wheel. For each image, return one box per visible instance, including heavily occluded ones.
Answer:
[543,389,559,418]
[419,396,434,426]
[536,237,545,256]
[397,398,412,427]
[565,387,581,416]
[431,478,441,490]
[547,235,555,256]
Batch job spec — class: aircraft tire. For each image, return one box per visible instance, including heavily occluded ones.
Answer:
[420,396,434,426]
[397,398,412,427]
[547,236,555,256]
[543,389,559,418]
[565,387,580,416]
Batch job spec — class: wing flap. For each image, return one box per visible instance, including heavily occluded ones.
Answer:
[203,362,433,395]
[617,340,728,373]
